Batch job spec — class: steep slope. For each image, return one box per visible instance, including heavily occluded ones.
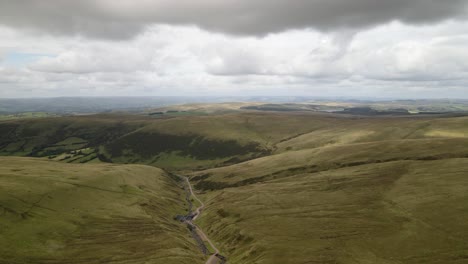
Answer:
[2,109,468,264]
[185,114,468,263]
[275,115,468,152]
[0,157,204,264]
[192,158,468,264]
[192,137,468,189]
[0,113,281,170]
[0,111,356,170]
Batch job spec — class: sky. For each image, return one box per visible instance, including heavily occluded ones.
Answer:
[1,0,468,98]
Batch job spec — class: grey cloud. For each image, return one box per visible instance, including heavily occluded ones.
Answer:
[0,0,467,38]
[2,18,468,98]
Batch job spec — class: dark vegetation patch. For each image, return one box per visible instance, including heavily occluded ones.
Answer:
[194,180,231,191]
[338,107,410,116]
[104,131,261,160]
[0,123,20,149]
[195,175,269,191]
[278,132,310,143]
[218,150,272,167]
[191,173,211,181]
[216,209,230,218]
[96,153,113,163]
[165,172,183,183]
[0,119,143,165]
[0,117,265,169]
[78,155,98,164]
[194,153,468,190]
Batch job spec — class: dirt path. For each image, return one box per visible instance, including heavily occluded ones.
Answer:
[184,177,223,264]
[205,254,220,264]
[186,177,205,221]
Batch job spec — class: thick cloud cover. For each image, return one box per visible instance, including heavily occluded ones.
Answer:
[2,20,468,98]
[1,1,468,98]
[0,0,467,38]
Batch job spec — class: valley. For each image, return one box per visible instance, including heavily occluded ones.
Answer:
[1,103,468,263]
[3,0,468,262]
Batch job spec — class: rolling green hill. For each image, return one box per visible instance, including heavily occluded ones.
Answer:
[0,157,204,264]
[193,158,468,263]
[0,111,366,170]
[184,113,468,263]
[1,106,468,263]
[0,114,270,170]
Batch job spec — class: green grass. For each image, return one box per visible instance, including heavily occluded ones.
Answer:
[148,151,228,170]
[2,105,468,263]
[192,137,468,187]
[41,137,88,152]
[0,112,55,120]
[0,157,204,264]
[182,111,468,263]
[195,159,468,264]
[0,113,274,169]
[164,111,210,116]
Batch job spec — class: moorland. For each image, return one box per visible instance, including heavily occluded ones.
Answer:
[1,100,468,264]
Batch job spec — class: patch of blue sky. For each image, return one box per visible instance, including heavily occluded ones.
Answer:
[1,52,54,67]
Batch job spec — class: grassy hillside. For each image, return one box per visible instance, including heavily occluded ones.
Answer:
[0,114,268,170]
[0,112,57,121]
[0,157,204,264]
[2,105,468,263]
[243,100,468,114]
[0,111,358,170]
[9,109,458,170]
[191,115,468,188]
[0,115,147,156]
[275,115,468,152]
[183,113,468,263]
[192,137,468,189]
[194,159,468,264]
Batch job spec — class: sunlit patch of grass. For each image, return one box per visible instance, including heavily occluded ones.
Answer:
[426,130,468,138]
[0,112,56,120]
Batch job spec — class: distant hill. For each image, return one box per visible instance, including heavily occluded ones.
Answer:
[1,104,468,263]
[3,97,468,115]
[0,96,326,114]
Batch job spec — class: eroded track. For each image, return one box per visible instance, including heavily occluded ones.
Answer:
[176,177,226,264]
